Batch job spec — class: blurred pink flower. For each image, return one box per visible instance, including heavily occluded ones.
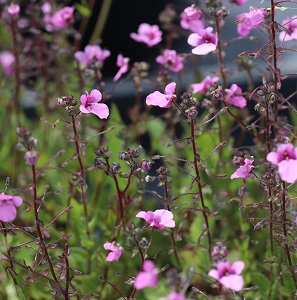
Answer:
[50,6,75,29]
[24,151,40,166]
[146,82,176,108]
[136,209,175,230]
[180,6,204,32]
[156,50,184,72]
[41,3,51,14]
[0,193,23,222]
[231,158,254,179]
[74,45,111,68]
[130,23,162,47]
[7,3,20,16]
[134,260,158,290]
[103,241,124,262]
[225,84,247,108]
[79,89,109,119]
[159,291,190,300]
[0,51,15,75]
[191,76,219,94]
[208,260,245,292]
[267,143,297,183]
[229,0,247,6]
[279,16,297,42]
[187,27,217,55]
[113,54,129,81]
[237,7,266,37]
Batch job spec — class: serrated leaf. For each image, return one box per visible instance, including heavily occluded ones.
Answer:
[252,272,269,297]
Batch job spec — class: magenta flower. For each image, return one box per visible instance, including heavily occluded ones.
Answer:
[237,7,266,37]
[113,54,129,81]
[229,0,247,6]
[136,209,175,230]
[0,193,23,222]
[225,84,247,108]
[134,260,158,290]
[103,241,124,262]
[7,3,20,16]
[50,6,75,29]
[79,89,109,119]
[279,16,297,42]
[24,151,40,166]
[208,260,245,292]
[0,51,15,75]
[231,158,254,180]
[191,76,219,94]
[267,143,297,183]
[146,82,176,108]
[156,50,184,72]
[74,45,111,68]
[187,27,217,55]
[180,6,204,33]
[130,23,162,47]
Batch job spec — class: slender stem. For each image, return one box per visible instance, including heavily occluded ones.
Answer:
[64,244,70,300]
[190,120,212,258]
[31,164,59,284]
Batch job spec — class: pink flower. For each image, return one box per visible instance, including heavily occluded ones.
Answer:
[225,84,247,108]
[0,51,15,75]
[103,241,124,262]
[187,27,218,55]
[74,45,111,68]
[136,209,175,230]
[24,151,40,166]
[229,0,247,6]
[180,6,204,33]
[79,89,109,119]
[279,16,297,42]
[191,76,219,94]
[237,7,266,37]
[156,50,184,72]
[130,23,162,47]
[208,260,245,292]
[231,158,254,179]
[41,3,51,15]
[113,54,129,81]
[134,260,158,290]
[159,292,190,300]
[7,3,20,16]
[267,143,297,183]
[146,82,176,108]
[0,193,23,222]
[50,6,75,29]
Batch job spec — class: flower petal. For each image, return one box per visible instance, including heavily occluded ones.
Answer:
[146,91,168,107]
[88,103,109,119]
[220,274,244,292]
[0,204,17,222]
[90,89,102,102]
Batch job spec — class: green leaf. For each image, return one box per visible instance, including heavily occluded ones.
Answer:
[252,272,269,297]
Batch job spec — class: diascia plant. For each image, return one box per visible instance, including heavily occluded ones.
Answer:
[1,0,297,299]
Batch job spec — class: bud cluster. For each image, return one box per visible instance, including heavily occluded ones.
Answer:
[57,95,78,116]
[180,92,198,119]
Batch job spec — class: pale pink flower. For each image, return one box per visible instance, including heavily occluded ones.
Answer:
[229,0,247,6]
[231,158,254,179]
[41,3,51,15]
[279,16,297,42]
[74,45,111,68]
[237,7,266,37]
[130,23,162,47]
[225,84,247,108]
[267,143,297,183]
[146,82,176,108]
[208,260,245,292]
[7,3,20,16]
[0,51,15,75]
[0,193,23,222]
[79,89,109,119]
[180,6,204,33]
[103,241,124,262]
[113,54,129,81]
[24,151,40,166]
[136,209,175,230]
[50,6,75,29]
[159,291,191,300]
[156,50,184,72]
[191,76,219,94]
[134,260,158,290]
[187,27,217,55]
